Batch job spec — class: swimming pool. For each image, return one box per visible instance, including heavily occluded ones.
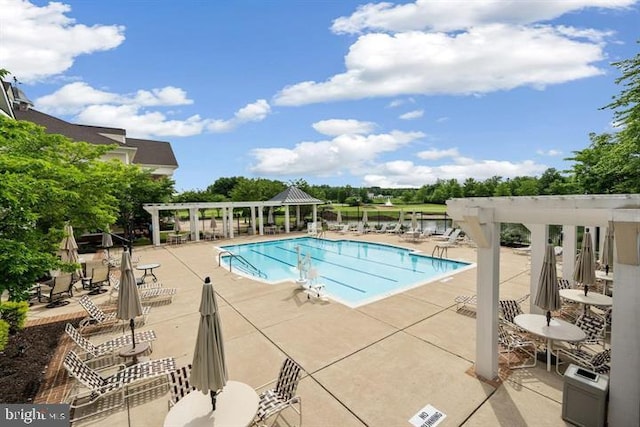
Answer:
[218,237,473,307]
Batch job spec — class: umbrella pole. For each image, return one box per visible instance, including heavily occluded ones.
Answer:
[130,318,136,349]
[210,390,217,411]
[546,310,551,327]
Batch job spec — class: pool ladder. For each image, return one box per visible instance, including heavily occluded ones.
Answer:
[432,245,448,259]
[218,251,267,278]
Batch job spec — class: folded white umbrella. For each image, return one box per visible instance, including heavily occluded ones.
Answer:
[59,223,82,277]
[116,250,143,348]
[191,277,228,411]
[600,226,614,273]
[574,228,596,295]
[336,210,342,224]
[534,241,561,326]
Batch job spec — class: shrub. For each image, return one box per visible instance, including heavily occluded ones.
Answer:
[0,320,9,351]
[0,301,29,333]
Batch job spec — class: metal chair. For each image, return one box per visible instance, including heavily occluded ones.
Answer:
[555,347,611,375]
[498,322,537,369]
[574,314,607,349]
[253,357,302,427]
[167,364,195,409]
[38,274,74,307]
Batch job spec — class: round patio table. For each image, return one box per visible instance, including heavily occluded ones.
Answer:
[559,289,612,314]
[164,381,258,427]
[136,263,160,283]
[514,314,586,372]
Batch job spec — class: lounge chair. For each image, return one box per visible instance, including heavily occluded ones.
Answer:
[513,245,532,255]
[37,274,74,307]
[454,294,477,312]
[352,222,366,235]
[375,223,388,233]
[386,223,402,234]
[65,323,156,362]
[63,350,176,423]
[431,227,454,241]
[253,357,302,427]
[574,314,607,349]
[555,348,610,375]
[78,295,151,331]
[337,224,350,234]
[498,321,537,369]
[108,278,176,305]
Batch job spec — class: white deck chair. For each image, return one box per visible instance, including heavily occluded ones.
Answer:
[386,223,402,234]
[431,227,455,241]
[375,223,388,233]
[337,224,350,234]
[433,229,462,248]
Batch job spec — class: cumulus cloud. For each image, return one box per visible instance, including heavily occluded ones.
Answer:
[274,25,607,106]
[0,0,125,82]
[417,148,459,160]
[363,158,547,188]
[536,149,563,156]
[330,0,635,34]
[399,109,423,120]
[312,119,376,136]
[35,81,270,138]
[250,129,424,176]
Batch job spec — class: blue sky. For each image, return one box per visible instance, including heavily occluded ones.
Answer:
[1,0,638,191]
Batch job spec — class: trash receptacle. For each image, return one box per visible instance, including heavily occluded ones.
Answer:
[562,364,609,427]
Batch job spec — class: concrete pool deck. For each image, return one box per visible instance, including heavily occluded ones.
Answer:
[28,230,572,426]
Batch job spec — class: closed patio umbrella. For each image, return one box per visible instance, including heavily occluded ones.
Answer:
[191,277,228,411]
[59,223,82,277]
[600,226,614,274]
[534,240,561,326]
[574,228,596,296]
[362,210,368,224]
[210,215,217,231]
[267,207,274,225]
[411,211,418,231]
[116,249,143,349]
[336,210,342,224]
[174,213,182,232]
[101,229,113,258]
[398,210,404,226]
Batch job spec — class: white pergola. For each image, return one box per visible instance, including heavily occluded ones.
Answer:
[143,200,322,246]
[447,194,640,426]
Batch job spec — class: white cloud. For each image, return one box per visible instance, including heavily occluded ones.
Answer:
[35,81,270,138]
[363,158,547,188]
[0,0,125,82]
[536,149,563,156]
[36,82,192,115]
[387,97,415,108]
[274,25,606,106]
[312,119,376,136]
[330,0,635,34]
[417,148,459,160]
[399,109,423,120]
[250,129,424,176]
[436,117,449,123]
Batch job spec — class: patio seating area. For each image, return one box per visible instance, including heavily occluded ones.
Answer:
[24,231,610,426]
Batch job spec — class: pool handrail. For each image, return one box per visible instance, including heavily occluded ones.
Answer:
[217,250,267,279]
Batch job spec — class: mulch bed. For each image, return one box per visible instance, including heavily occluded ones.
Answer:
[0,318,79,403]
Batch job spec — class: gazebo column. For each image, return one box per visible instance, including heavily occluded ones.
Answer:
[228,207,234,238]
[524,223,548,314]
[221,207,228,238]
[250,206,256,235]
[296,205,301,229]
[258,206,264,235]
[312,205,317,228]
[284,206,290,233]
[562,225,577,282]
[151,209,161,246]
[608,220,640,426]
[455,208,500,380]
[189,207,199,242]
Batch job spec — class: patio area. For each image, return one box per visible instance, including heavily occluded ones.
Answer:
[29,231,574,426]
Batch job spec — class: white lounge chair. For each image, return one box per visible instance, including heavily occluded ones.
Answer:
[337,224,350,234]
[386,223,402,234]
[375,223,388,233]
[431,227,455,241]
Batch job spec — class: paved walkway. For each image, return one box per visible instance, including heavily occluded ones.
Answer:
[29,231,571,426]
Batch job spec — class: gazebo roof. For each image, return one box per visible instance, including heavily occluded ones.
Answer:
[269,187,323,205]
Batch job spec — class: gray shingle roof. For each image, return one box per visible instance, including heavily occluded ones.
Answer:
[127,138,178,167]
[269,187,323,204]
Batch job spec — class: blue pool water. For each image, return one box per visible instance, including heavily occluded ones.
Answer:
[219,237,472,307]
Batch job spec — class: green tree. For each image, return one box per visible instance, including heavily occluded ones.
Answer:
[569,45,640,193]
[0,117,123,299]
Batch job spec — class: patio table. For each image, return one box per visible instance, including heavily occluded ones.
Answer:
[514,313,586,372]
[559,289,612,314]
[163,380,258,427]
[136,263,160,283]
[595,271,614,294]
